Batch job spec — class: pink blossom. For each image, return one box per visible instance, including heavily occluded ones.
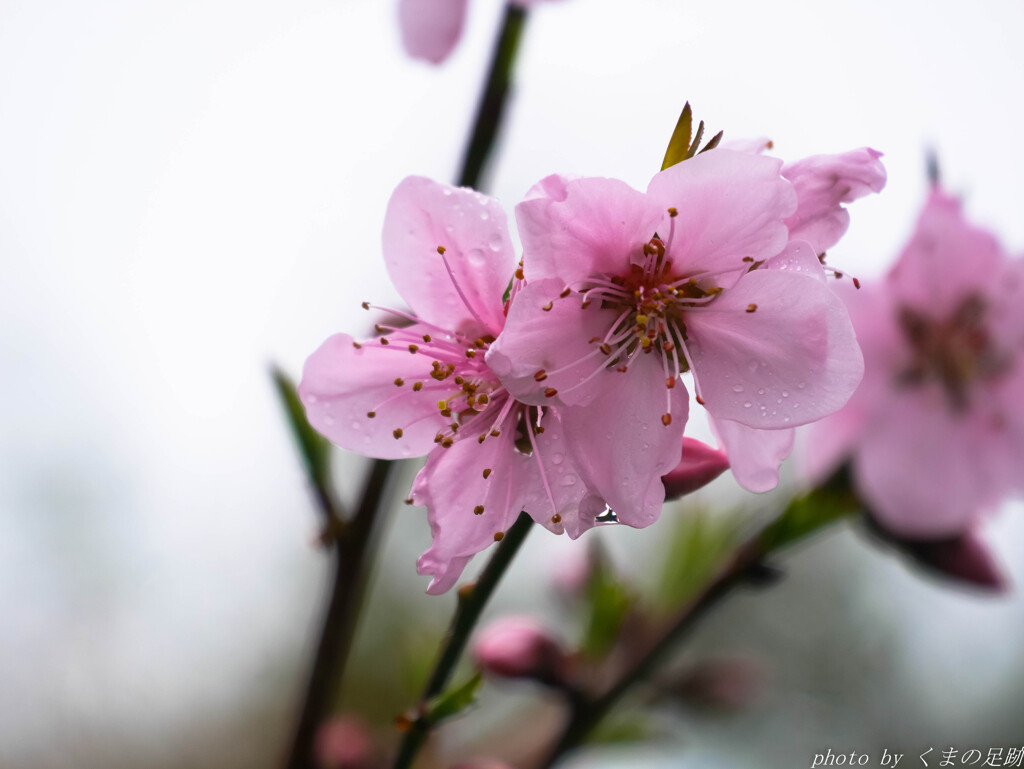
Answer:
[398,0,558,64]
[300,176,597,593]
[487,148,872,525]
[807,188,1024,541]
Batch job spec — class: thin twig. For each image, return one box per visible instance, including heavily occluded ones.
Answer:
[457,3,529,190]
[391,512,534,769]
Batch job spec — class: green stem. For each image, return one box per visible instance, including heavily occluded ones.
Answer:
[391,512,534,769]
[537,472,858,769]
[457,3,529,190]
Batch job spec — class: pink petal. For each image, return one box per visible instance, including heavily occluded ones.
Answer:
[661,437,730,499]
[712,418,794,493]
[686,269,863,428]
[397,0,468,64]
[762,239,826,282]
[720,137,773,155]
[887,188,1005,317]
[299,332,451,460]
[383,176,514,338]
[515,176,666,284]
[414,414,533,594]
[518,409,602,539]
[646,149,797,279]
[487,279,619,407]
[559,352,688,529]
[854,388,1009,538]
[781,148,886,255]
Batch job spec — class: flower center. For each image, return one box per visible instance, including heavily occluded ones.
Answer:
[897,294,1010,411]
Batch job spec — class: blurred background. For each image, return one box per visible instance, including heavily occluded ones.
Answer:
[2,0,1023,767]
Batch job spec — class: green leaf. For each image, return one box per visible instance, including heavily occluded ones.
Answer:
[502,276,514,304]
[656,507,742,609]
[661,102,693,171]
[588,714,652,745]
[580,542,632,659]
[757,465,859,553]
[271,366,332,489]
[423,673,483,725]
[684,120,705,160]
[699,129,724,154]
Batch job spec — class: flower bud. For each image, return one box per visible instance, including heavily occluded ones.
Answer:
[888,526,1008,592]
[314,715,374,769]
[661,438,730,499]
[472,616,567,685]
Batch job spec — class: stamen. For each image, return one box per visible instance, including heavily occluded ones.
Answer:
[393,428,403,439]
[437,247,490,330]
[474,505,485,515]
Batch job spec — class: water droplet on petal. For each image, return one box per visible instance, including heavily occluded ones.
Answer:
[560,474,578,487]
[798,381,806,389]
[488,233,504,252]
[757,388,766,395]
[325,416,335,426]
[551,453,564,465]
[743,401,752,408]
[479,210,490,221]
[732,384,744,393]
[782,391,790,398]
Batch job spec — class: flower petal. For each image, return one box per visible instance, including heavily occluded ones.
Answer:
[414,409,532,594]
[686,269,864,428]
[517,409,598,539]
[854,389,1009,538]
[516,176,666,284]
[487,279,619,407]
[781,148,886,255]
[559,352,688,529]
[397,0,468,64]
[299,332,451,459]
[887,188,1006,317]
[646,149,797,278]
[712,418,794,493]
[383,176,513,337]
[762,239,826,283]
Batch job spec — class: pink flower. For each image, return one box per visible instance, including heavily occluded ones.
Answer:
[300,176,599,594]
[487,148,873,527]
[398,0,559,65]
[807,188,1024,541]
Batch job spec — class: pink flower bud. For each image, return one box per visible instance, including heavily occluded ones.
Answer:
[472,616,567,684]
[314,715,374,769]
[661,438,730,499]
[885,526,1009,592]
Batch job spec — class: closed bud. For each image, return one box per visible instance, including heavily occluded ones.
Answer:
[472,616,568,685]
[661,438,730,499]
[314,715,374,769]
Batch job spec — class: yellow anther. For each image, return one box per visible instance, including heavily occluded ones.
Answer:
[661,414,672,426]
[437,245,446,255]
[636,314,649,325]
[668,207,678,217]
[640,337,652,348]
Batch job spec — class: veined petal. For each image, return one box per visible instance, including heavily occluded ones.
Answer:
[383,176,514,338]
[646,149,797,278]
[712,418,794,493]
[487,280,619,407]
[414,410,532,594]
[686,269,863,428]
[559,352,688,529]
[397,0,468,64]
[781,148,886,255]
[516,176,666,284]
[299,332,451,459]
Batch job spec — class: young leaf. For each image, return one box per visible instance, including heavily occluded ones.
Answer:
[271,366,332,489]
[580,541,632,659]
[423,673,484,726]
[661,102,693,171]
[684,120,706,160]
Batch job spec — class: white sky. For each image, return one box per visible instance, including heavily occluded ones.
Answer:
[1,0,1023,763]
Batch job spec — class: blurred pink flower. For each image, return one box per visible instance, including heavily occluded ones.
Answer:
[398,0,558,64]
[487,148,872,526]
[314,715,374,769]
[807,187,1024,542]
[472,615,568,683]
[300,176,598,593]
